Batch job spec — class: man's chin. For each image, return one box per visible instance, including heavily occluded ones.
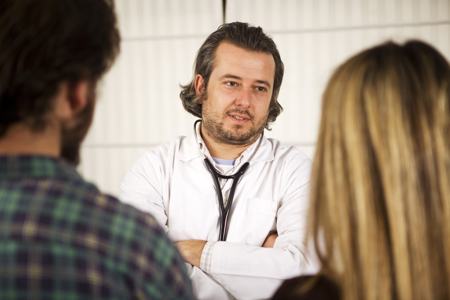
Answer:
[220,129,261,145]
[59,119,89,167]
[59,86,96,167]
[60,142,81,166]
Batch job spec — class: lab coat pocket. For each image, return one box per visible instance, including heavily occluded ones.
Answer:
[229,197,277,245]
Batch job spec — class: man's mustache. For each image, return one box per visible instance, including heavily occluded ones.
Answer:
[226,109,253,120]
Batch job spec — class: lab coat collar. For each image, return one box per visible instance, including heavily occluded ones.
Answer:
[178,121,275,164]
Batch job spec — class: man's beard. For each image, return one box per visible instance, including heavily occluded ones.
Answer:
[200,93,267,145]
[60,86,96,166]
[202,110,265,145]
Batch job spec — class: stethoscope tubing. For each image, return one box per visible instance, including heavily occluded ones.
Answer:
[204,158,249,241]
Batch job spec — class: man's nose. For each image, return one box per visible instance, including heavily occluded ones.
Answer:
[234,88,252,107]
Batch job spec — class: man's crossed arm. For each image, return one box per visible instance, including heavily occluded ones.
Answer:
[176,231,278,267]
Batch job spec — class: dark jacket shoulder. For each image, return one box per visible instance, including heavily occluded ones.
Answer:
[272,275,340,300]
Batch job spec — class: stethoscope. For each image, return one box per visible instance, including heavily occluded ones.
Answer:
[204,158,249,241]
[193,119,262,241]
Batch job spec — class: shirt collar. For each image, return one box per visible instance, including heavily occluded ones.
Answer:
[179,121,274,164]
[0,154,82,182]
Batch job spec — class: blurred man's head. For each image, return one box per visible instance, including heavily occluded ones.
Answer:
[0,0,120,165]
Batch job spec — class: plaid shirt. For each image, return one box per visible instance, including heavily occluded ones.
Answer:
[0,155,194,300]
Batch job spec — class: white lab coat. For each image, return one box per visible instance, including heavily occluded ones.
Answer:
[120,126,317,300]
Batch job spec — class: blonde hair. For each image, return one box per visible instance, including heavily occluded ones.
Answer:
[309,40,450,300]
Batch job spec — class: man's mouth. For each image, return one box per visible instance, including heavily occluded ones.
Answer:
[227,111,252,121]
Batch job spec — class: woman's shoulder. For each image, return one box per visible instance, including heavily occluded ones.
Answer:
[272,274,340,300]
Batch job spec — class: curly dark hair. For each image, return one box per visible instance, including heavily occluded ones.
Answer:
[180,22,284,129]
[0,0,120,137]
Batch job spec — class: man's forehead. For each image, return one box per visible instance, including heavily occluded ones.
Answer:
[211,42,275,83]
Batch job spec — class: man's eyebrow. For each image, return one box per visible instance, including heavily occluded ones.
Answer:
[219,74,242,81]
[219,74,272,88]
[254,80,271,88]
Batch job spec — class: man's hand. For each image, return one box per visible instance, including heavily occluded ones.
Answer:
[176,240,207,267]
[262,231,278,248]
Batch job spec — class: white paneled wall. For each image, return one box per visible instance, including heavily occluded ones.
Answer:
[79,0,222,194]
[227,0,450,145]
[227,0,450,30]
[79,0,450,195]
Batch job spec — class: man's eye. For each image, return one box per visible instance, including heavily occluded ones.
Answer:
[255,86,268,92]
[225,81,238,87]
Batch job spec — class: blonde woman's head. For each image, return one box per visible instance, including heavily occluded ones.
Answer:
[310,40,450,300]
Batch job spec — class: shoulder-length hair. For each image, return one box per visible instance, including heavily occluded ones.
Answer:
[309,40,450,300]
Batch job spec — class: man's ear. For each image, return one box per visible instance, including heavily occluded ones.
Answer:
[55,81,89,121]
[67,81,89,115]
[194,74,205,102]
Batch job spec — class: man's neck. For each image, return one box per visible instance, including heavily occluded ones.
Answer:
[200,126,259,160]
[0,123,60,157]
[205,141,250,160]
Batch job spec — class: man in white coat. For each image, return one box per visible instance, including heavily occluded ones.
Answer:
[120,22,316,300]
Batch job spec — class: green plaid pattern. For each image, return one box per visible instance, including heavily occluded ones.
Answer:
[0,155,194,300]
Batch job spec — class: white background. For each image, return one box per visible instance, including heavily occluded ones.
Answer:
[79,0,450,195]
